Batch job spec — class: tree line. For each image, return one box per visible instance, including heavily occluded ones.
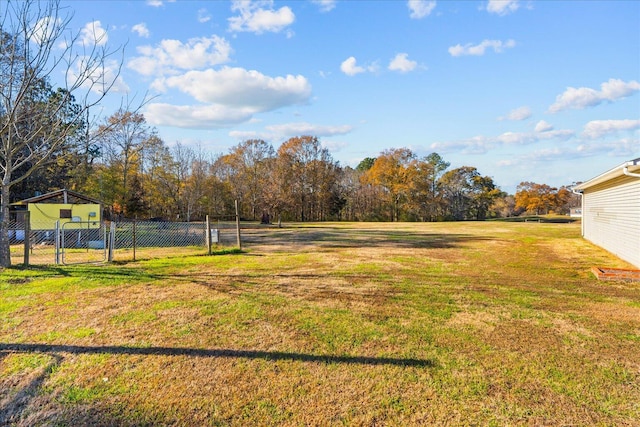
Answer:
[9,108,580,223]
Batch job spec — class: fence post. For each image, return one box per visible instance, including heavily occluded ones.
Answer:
[23,211,30,266]
[235,200,242,250]
[108,222,115,262]
[205,215,212,255]
[133,219,137,262]
[55,220,60,265]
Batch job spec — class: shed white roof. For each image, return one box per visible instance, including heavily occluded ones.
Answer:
[573,158,640,191]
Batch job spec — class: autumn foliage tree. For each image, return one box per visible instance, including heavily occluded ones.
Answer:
[362,148,416,221]
[515,182,581,215]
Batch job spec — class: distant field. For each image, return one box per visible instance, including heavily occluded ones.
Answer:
[1,221,639,426]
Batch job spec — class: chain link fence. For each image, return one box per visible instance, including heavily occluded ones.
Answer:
[6,215,241,266]
[8,218,58,265]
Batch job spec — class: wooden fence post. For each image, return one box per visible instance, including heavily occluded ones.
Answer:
[55,220,60,265]
[23,211,30,266]
[235,200,242,250]
[108,222,115,262]
[133,219,137,262]
[206,215,212,255]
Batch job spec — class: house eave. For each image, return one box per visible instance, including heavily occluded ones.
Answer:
[573,158,640,192]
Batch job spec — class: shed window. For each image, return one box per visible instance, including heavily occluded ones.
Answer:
[60,209,72,218]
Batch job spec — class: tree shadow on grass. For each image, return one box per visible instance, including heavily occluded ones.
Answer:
[0,342,434,424]
[1,343,434,368]
[0,349,145,427]
[0,353,63,425]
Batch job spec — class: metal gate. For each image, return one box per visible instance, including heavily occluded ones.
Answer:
[60,221,107,265]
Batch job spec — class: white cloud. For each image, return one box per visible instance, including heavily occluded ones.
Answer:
[163,67,311,109]
[230,122,353,143]
[32,17,62,45]
[101,61,130,94]
[408,0,437,19]
[534,120,554,133]
[388,53,418,73]
[499,106,531,121]
[548,78,640,113]
[497,129,573,145]
[430,136,494,155]
[145,67,312,129]
[448,39,515,57]
[228,0,295,34]
[146,0,175,6]
[320,138,349,153]
[600,78,640,100]
[266,122,352,137]
[430,127,574,154]
[582,119,640,139]
[80,21,108,47]
[485,0,520,16]
[127,35,232,76]
[499,136,638,172]
[340,56,377,76]
[606,138,640,156]
[146,103,254,128]
[198,8,212,23]
[340,57,364,76]
[132,23,150,38]
[312,0,337,12]
[68,58,129,94]
[229,130,259,140]
[527,137,638,163]
[576,138,640,158]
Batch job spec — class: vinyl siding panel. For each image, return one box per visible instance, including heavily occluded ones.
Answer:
[582,175,640,268]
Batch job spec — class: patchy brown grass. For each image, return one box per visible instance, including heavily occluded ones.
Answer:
[1,221,639,426]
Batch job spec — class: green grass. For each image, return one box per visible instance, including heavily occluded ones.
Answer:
[1,221,639,425]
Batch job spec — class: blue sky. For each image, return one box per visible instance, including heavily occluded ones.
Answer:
[65,0,639,193]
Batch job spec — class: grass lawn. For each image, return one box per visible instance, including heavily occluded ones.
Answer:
[1,221,639,426]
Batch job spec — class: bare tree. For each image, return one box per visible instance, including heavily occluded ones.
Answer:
[0,0,123,266]
[98,110,150,216]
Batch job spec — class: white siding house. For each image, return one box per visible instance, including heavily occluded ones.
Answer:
[573,158,640,268]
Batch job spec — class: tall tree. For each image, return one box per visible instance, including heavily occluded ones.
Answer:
[0,0,122,266]
[276,136,338,221]
[488,192,520,218]
[362,148,416,221]
[181,144,211,221]
[468,174,500,220]
[223,139,275,220]
[141,135,175,219]
[423,152,450,221]
[514,182,578,215]
[9,88,87,200]
[439,166,498,220]
[515,182,557,215]
[97,110,150,216]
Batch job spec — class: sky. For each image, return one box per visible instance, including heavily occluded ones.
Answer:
[60,0,639,193]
